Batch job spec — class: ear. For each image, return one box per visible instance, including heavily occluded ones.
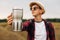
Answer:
[39,9,43,14]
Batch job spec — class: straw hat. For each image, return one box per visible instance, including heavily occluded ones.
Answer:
[29,2,45,14]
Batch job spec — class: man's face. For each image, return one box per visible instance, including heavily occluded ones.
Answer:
[30,5,42,17]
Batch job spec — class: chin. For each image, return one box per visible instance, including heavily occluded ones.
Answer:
[33,15,37,17]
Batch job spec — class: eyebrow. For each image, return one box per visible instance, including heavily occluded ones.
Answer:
[31,5,41,9]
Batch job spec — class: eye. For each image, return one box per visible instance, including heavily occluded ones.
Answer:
[34,7,37,10]
[30,7,32,10]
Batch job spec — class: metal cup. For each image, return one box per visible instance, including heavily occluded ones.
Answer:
[12,9,23,31]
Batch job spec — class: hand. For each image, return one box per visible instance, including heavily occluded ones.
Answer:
[7,13,13,25]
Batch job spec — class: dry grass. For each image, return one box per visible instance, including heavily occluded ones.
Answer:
[52,22,60,40]
[0,22,27,40]
[0,22,60,40]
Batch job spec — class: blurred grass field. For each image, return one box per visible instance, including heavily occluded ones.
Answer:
[0,22,60,40]
[52,22,60,40]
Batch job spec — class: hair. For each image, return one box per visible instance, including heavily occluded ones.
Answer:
[29,2,45,14]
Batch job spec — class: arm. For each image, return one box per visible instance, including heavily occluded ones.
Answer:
[22,21,30,31]
[48,23,55,40]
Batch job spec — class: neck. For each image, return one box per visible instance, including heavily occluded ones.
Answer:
[34,15,42,22]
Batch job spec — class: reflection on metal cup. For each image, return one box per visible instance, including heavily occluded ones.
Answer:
[12,9,23,31]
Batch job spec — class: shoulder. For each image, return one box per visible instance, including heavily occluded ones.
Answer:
[43,19,54,29]
[43,19,51,24]
[22,19,31,27]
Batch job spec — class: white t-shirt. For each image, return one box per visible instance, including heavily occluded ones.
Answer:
[34,21,47,40]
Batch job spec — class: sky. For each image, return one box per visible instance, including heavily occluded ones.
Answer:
[0,0,60,19]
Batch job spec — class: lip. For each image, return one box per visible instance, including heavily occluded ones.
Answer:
[32,11,35,14]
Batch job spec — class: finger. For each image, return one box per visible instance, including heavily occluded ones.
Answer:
[7,19,12,23]
[7,19,13,24]
[8,14,12,18]
[8,19,13,23]
[7,21,11,25]
[7,16,13,21]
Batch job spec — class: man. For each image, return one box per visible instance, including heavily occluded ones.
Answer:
[7,2,55,40]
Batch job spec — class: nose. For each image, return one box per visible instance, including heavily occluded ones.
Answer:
[32,10,34,13]
[31,9,35,11]
[31,9,34,11]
